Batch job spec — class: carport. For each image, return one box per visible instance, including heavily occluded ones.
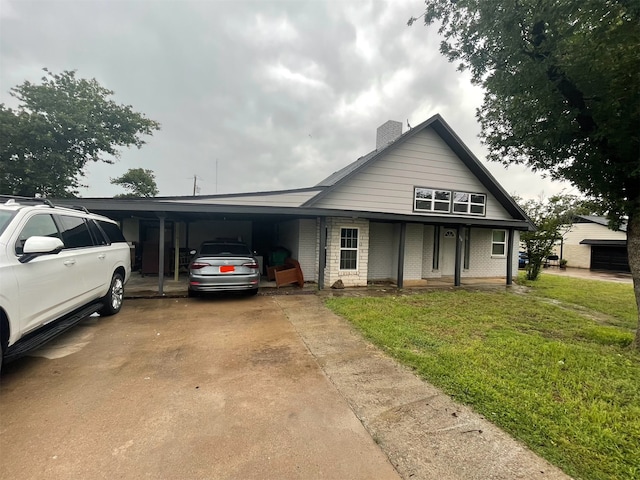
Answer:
[57,199,319,295]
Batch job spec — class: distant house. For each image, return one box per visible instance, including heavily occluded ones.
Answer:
[59,114,534,291]
[561,215,628,272]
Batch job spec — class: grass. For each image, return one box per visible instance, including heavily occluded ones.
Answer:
[324,276,639,480]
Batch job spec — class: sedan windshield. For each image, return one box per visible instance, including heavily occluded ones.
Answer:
[200,243,251,256]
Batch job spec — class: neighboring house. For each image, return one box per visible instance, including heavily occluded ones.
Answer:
[561,215,629,272]
[57,114,533,292]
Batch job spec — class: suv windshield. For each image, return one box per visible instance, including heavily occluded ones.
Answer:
[200,243,251,256]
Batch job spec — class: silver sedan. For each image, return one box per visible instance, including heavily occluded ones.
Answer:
[188,241,260,296]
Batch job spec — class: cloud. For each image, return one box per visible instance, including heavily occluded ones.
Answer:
[0,0,570,200]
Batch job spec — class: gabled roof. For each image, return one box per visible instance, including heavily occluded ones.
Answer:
[575,215,627,232]
[302,114,529,222]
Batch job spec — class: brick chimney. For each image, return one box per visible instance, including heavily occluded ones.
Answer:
[376,120,403,150]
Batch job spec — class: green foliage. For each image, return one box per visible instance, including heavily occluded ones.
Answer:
[111,168,159,198]
[325,281,639,479]
[412,1,639,219]
[516,194,594,280]
[0,69,160,197]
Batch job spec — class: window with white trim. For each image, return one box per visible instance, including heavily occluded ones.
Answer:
[453,192,486,215]
[414,187,451,213]
[491,230,507,256]
[340,228,358,270]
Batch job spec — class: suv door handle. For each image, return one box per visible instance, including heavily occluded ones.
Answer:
[63,259,76,266]
[98,254,106,260]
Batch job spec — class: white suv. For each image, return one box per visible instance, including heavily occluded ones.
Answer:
[0,197,131,370]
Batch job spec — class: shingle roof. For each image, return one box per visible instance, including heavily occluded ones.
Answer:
[575,215,627,232]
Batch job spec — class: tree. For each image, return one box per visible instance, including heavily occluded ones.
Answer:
[111,168,159,198]
[0,69,160,197]
[516,194,594,280]
[410,1,640,347]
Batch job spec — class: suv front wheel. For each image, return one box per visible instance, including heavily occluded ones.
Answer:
[99,272,124,316]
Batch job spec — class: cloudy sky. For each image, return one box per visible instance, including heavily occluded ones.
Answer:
[1,0,571,200]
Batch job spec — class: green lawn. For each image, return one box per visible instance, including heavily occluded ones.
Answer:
[324,275,639,480]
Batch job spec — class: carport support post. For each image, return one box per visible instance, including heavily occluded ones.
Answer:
[397,222,406,289]
[174,222,180,282]
[454,224,462,287]
[318,217,326,290]
[158,215,165,296]
[506,227,514,286]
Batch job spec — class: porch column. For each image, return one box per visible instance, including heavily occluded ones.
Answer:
[158,215,165,296]
[506,227,515,285]
[454,224,462,286]
[174,222,180,282]
[318,217,326,289]
[397,222,406,288]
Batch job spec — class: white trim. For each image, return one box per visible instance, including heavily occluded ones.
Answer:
[453,192,486,216]
[339,227,359,270]
[414,187,451,213]
[491,229,507,257]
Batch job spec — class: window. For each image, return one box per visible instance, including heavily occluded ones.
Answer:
[414,187,451,213]
[15,214,61,255]
[58,215,94,248]
[96,220,127,243]
[453,192,486,216]
[492,230,507,256]
[340,228,358,270]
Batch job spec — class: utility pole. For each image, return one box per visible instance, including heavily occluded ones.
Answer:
[192,175,197,196]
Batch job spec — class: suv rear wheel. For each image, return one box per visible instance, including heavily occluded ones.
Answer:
[99,273,124,316]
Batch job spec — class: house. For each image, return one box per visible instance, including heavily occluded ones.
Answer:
[560,215,629,272]
[58,114,534,292]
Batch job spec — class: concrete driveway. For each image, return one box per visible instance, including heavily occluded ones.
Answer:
[1,294,572,480]
[0,295,399,480]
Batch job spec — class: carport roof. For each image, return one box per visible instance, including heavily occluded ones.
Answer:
[52,197,532,230]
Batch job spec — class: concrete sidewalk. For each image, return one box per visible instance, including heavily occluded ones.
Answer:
[277,295,572,480]
[540,266,632,284]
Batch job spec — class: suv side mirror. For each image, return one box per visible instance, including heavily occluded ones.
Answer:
[19,236,64,263]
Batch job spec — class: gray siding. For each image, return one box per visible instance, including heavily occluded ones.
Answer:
[314,128,511,220]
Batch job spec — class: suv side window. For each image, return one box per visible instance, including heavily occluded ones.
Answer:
[96,220,126,243]
[57,215,94,249]
[15,214,62,255]
[87,219,109,246]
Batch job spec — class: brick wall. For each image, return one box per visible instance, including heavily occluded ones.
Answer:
[325,217,369,287]
[463,228,518,279]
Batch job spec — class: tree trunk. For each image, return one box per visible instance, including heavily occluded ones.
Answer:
[627,210,640,349]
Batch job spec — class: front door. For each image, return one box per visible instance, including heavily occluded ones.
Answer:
[440,228,457,276]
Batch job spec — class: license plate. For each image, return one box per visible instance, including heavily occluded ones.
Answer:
[219,265,235,273]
